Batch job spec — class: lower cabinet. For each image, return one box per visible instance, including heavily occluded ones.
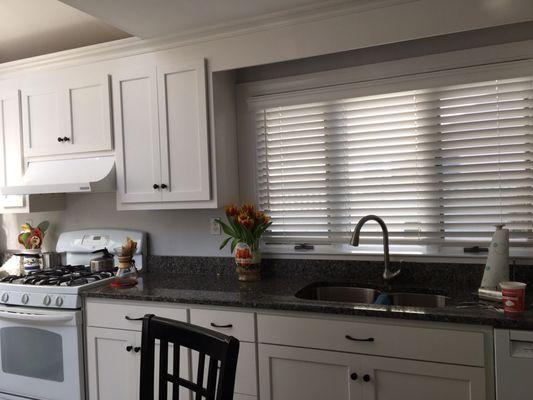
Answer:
[85,299,492,400]
[86,327,140,400]
[259,344,486,400]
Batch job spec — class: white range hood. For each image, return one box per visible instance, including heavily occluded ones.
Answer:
[0,156,116,195]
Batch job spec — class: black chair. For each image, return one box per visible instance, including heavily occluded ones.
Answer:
[139,314,240,400]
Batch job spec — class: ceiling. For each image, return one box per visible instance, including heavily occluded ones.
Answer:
[0,0,129,63]
[58,0,357,39]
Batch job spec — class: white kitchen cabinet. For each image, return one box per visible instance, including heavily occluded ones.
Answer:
[0,86,64,212]
[157,60,210,202]
[259,344,361,400]
[86,327,140,400]
[113,58,210,208]
[21,65,112,158]
[360,353,486,400]
[112,65,162,203]
[258,343,486,400]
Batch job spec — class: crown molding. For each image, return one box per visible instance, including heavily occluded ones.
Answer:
[0,0,415,76]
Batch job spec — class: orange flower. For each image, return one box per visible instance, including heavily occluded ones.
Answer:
[240,203,255,216]
[237,213,254,229]
[224,204,239,217]
[254,211,270,225]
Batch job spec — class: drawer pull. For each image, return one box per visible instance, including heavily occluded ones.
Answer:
[350,373,358,381]
[134,347,141,353]
[126,345,133,352]
[345,334,374,342]
[363,374,371,382]
[210,323,233,328]
[125,316,144,321]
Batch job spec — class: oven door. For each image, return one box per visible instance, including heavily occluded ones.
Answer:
[0,305,83,400]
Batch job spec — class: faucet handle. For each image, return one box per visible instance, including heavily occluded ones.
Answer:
[383,268,401,281]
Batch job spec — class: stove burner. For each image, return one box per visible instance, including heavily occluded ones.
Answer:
[0,265,115,287]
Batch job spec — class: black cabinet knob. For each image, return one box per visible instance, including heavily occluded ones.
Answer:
[126,345,133,352]
[363,374,371,382]
[161,183,168,189]
[57,137,64,142]
[350,373,358,381]
[153,184,160,190]
[134,347,141,353]
[63,137,70,142]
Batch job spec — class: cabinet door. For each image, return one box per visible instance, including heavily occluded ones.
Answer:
[21,84,65,157]
[0,89,25,209]
[63,72,113,153]
[86,327,139,400]
[157,59,210,202]
[113,65,162,203]
[360,354,486,400]
[259,344,361,400]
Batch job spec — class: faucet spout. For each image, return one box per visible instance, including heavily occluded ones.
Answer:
[350,214,401,281]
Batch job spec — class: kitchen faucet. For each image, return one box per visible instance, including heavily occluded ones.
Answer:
[350,214,401,281]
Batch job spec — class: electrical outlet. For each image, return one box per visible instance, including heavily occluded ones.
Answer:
[210,218,221,235]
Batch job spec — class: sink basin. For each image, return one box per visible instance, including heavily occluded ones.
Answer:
[295,283,448,308]
[295,284,378,303]
[389,292,448,308]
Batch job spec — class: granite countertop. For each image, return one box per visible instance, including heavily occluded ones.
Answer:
[84,271,533,330]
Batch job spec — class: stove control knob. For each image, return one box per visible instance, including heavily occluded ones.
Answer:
[43,295,51,306]
[55,297,63,307]
[21,293,29,304]
[1,293,8,303]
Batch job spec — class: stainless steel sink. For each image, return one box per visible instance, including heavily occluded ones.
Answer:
[295,284,378,304]
[389,292,448,308]
[295,283,448,308]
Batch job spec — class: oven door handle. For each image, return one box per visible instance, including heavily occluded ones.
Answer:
[0,310,74,324]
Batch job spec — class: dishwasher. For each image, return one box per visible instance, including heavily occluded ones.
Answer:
[495,329,533,399]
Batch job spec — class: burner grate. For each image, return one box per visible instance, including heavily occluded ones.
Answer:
[0,266,115,287]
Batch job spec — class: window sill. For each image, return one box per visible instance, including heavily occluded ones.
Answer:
[262,244,533,265]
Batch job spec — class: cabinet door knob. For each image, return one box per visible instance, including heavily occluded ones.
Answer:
[350,373,358,381]
[363,374,371,382]
[126,345,133,352]
[161,183,168,189]
[134,346,141,353]
[57,137,64,142]
[153,184,160,190]
[63,137,70,142]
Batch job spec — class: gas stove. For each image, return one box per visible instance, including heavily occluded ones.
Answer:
[0,265,114,286]
[0,229,146,309]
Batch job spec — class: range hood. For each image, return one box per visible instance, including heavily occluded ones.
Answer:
[1,156,116,195]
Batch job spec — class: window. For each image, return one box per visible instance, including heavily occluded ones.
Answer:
[256,76,533,249]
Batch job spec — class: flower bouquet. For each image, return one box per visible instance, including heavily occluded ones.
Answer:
[216,203,271,281]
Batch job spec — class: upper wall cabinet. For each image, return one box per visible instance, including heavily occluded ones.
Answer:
[0,84,64,213]
[21,65,113,158]
[113,58,213,209]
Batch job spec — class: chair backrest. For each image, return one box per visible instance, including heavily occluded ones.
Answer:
[140,314,240,400]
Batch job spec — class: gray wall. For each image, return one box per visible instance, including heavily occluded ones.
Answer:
[0,192,227,256]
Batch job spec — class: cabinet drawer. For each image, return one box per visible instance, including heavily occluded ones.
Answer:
[190,308,256,342]
[86,299,187,331]
[258,314,485,367]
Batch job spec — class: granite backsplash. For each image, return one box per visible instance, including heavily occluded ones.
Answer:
[146,255,533,292]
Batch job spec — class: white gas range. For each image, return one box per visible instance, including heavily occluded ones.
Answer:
[0,229,146,400]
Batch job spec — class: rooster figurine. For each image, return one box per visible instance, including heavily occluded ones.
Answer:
[18,221,49,250]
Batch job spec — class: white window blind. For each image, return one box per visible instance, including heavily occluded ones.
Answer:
[256,76,533,248]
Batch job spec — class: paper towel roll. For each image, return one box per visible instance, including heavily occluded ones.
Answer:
[480,224,509,289]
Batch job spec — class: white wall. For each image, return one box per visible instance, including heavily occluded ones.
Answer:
[0,192,228,256]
